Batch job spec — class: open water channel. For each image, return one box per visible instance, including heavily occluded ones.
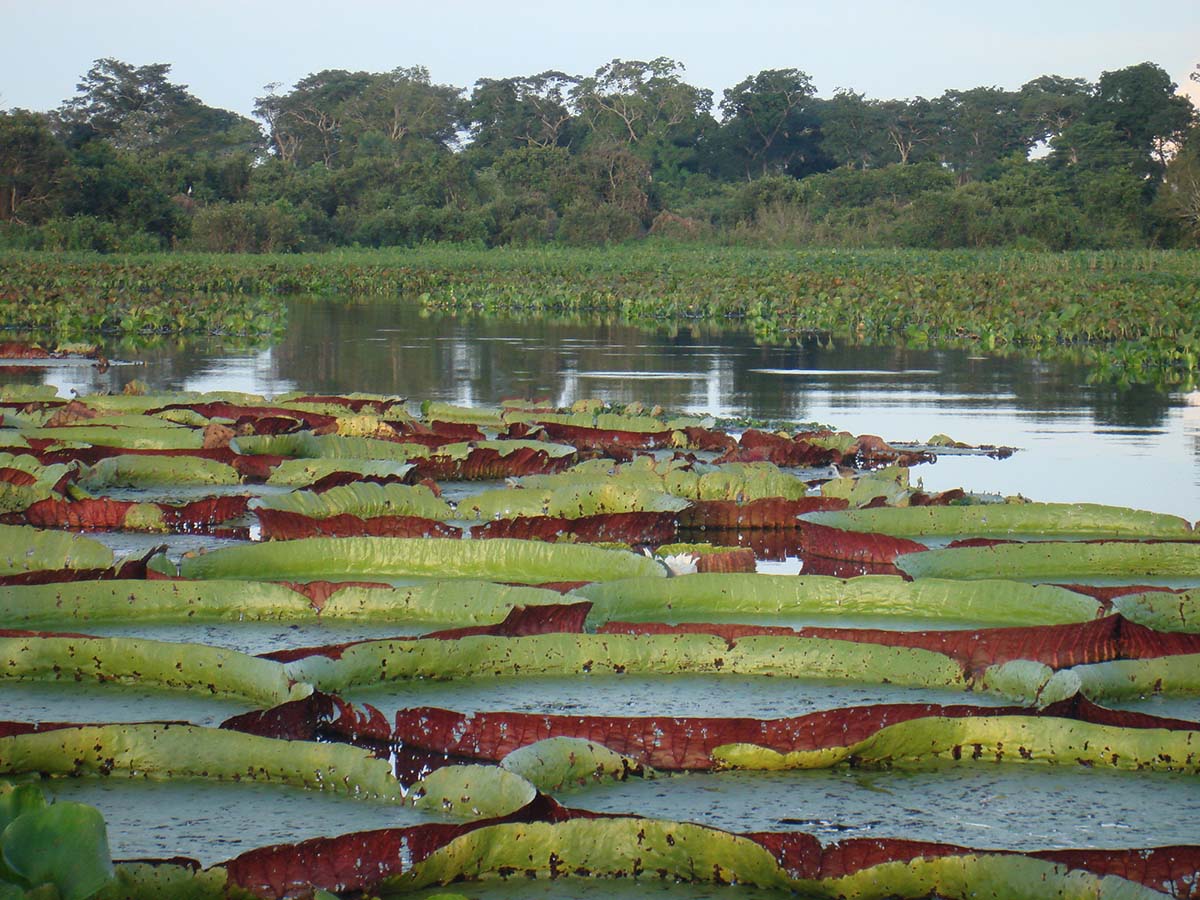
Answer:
[26,296,1200,519]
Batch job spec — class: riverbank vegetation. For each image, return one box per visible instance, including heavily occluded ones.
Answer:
[1,57,1199,252]
[3,246,1198,388]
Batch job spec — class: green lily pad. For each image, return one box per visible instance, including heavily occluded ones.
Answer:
[408,764,536,820]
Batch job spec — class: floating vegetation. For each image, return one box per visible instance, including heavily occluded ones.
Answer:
[0,385,1197,899]
[4,247,1200,386]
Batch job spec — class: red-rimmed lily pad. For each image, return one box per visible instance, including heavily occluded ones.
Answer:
[678,496,848,529]
[256,510,462,540]
[7,495,250,532]
[470,512,678,545]
[596,615,1200,676]
[203,803,1200,900]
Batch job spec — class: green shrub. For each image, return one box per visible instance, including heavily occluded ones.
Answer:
[187,201,305,253]
[557,202,642,246]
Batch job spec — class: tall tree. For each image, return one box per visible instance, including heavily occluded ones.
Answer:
[466,71,578,159]
[878,98,938,165]
[932,87,1033,182]
[718,68,824,178]
[0,110,67,223]
[572,58,711,147]
[343,67,462,150]
[1018,75,1091,145]
[818,90,893,169]
[57,58,261,155]
[1087,62,1194,174]
[254,70,374,168]
[1160,127,1200,235]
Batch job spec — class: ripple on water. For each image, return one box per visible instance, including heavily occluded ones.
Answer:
[0,681,252,728]
[85,621,430,657]
[571,765,1200,851]
[345,674,1017,721]
[44,778,418,867]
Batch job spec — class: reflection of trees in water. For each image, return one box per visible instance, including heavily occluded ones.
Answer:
[270,301,742,409]
[264,300,1174,432]
[4,332,282,397]
[12,298,1172,436]
[1087,384,1173,430]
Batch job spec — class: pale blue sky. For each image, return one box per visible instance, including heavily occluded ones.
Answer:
[2,0,1197,116]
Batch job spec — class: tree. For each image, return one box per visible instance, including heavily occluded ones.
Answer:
[932,87,1033,183]
[256,68,462,169]
[818,90,893,169]
[489,145,586,209]
[342,67,462,151]
[572,58,711,147]
[718,68,824,178]
[1087,62,1194,175]
[1018,75,1092,145]
[878,98,938,165]
[1160,128,1200,236]
[58,140,184,242]
[0,110,67,223]
[56,58,261,156]
[254,70,374,168]
[578,143,652,215]
[466,71,578,160]
[1048,121,1144,172]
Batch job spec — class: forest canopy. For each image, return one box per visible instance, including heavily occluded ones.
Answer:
[1,56,1198,251]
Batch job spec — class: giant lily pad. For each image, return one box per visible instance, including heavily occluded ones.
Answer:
[668,463,811,502]
[896,541,1200,580]
[0,632,301,706]
[282,632,965,694]
[0,525,113,575]
[500,737,652,793]
[713,713,1200,773]
[0,725,399,797]
[578,574,1103,627]
[231,433,429,462]
[78,455,242,489]
[408,764,536,820]
[180,537,665,583]
[464,483,689,521]
[806,503,1197,539]
[1070,653,1200,701]
[0,579,574,627]
[263,458,414,487]
[1111,589,1200,633]
[253,482,454,521]
[20,426,205,452]
[420,401,505,427]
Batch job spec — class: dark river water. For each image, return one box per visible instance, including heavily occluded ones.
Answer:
[24,296,1200,520]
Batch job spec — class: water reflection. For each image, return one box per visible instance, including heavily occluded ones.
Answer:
[8,297,1197,518]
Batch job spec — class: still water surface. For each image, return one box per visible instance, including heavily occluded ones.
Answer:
[32,297,1200,519]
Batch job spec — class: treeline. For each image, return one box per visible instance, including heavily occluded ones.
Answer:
[2,56,1199,252]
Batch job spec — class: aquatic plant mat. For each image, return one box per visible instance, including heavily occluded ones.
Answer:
[5,247,1200,388]
[0,384,1198,899]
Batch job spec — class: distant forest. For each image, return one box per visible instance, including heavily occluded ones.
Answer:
[2,57,1199,251]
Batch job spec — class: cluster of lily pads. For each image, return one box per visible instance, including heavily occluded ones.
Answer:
[0,375,1198,899]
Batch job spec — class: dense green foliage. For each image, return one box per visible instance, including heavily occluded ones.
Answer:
[1,56,1198,250]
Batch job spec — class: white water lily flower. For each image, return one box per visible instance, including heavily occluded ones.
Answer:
[660,553,699,577]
